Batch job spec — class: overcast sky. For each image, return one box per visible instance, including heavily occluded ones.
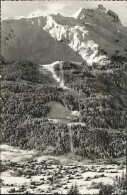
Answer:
[1,1,127,26]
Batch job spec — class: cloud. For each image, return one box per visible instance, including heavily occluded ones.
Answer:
[27,2,66,18]
[1,1,127,26]
[27,9,46,18]
[45,2,66,15]
[1,1,67,20]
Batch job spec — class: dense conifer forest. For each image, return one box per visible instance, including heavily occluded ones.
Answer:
[1,59,126,159]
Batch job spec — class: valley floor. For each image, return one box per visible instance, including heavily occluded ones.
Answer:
[1,60,126,194]
[1,144,126,194]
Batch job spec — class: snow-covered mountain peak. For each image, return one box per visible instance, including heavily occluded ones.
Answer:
[2,16,25,21]
[73,5,107,19]
[73,8,84,19]
[1,6,127,65]
[73,5,121,27]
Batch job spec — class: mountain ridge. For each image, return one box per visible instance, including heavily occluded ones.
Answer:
[1,5,127,65]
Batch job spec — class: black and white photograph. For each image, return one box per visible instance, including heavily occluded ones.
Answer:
[1,0,127,194]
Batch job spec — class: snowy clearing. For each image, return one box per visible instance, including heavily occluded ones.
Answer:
[40,61,70,89]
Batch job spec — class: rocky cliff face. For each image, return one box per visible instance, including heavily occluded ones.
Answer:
[1,5,127,65]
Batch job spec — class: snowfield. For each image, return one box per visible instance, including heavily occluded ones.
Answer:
[40,61,61,83]
[41,61,70,89]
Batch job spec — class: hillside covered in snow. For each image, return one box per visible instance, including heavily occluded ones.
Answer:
[1,5,127,65]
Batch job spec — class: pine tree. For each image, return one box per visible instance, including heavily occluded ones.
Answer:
[67,183,80,195]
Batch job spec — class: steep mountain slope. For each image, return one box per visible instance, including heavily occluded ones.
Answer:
[1,17,83,64]
[1,5,127,159]
[1,5,127,65]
